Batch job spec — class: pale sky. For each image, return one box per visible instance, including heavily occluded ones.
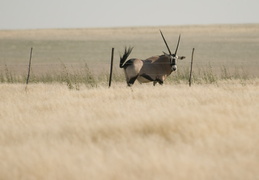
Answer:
[0,0,258,30]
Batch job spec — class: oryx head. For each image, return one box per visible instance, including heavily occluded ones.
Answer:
[160,30,186,71]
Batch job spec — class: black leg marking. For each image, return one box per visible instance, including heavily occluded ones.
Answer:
[127,75,138,86]
[156,78,163,85]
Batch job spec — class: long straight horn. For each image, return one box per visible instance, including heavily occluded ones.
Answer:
[160,30,172,55]
[174,34,181,55]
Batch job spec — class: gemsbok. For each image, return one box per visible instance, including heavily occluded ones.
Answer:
[119,31,186,86]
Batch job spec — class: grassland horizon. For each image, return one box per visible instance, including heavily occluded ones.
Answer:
[1,24,259,78]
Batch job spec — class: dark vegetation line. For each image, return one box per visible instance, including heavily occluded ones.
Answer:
[0,63,251,89]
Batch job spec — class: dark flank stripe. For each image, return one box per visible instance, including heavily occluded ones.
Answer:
[140,73,154,81]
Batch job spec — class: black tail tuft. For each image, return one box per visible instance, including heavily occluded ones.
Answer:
[119,47,134,68]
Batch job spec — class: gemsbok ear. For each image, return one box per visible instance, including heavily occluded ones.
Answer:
[179,56,186,60]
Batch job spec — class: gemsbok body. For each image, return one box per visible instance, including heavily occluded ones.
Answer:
[119,31,186,86]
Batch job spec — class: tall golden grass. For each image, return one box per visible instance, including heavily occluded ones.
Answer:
[1,80,259,180]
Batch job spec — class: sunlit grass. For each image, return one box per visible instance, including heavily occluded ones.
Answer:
[0,24,259,179]
[0,81,259,180]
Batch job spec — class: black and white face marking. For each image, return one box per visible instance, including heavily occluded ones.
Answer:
[170,54,186,71]
[170,54,178,71]
[163,52,185,72]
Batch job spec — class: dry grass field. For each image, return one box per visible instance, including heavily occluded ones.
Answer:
[0,80,259,180]
[0,24,259,179]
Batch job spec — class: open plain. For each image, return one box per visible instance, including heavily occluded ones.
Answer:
[0,24,259,77]
[0,25,259,179]
[1,81,259,180]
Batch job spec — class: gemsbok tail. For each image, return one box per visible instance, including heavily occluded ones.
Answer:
[119,47,134,68]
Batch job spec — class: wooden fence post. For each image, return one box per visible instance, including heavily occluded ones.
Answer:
[25,47,33,91]
[189,48,195,87]
[108,48,114,88]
